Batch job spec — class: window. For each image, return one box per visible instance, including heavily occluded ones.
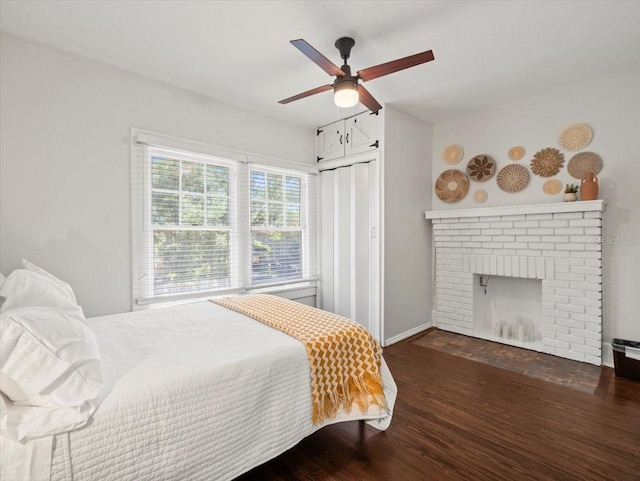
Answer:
[149,152,234,297]
[250,169,304,284]
[133,140,316,305]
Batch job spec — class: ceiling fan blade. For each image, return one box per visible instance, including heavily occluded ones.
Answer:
[357,85,382,112]
[278,84,333,104]
[357,50,435,82]
[290,39,346,77]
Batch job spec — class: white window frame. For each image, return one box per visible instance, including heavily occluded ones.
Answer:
[131,129,318,308]
[248,164,310,287]
[143,146,239,298]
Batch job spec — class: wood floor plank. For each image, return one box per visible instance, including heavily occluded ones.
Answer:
[236,336,640,481]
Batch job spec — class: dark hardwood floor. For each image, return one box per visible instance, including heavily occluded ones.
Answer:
[236,333,640,481]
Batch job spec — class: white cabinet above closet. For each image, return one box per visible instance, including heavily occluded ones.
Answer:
[344,111,380,156]
[315,120,344,163]
[315,111,380,163]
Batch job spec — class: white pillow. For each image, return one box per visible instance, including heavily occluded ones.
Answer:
[0,306,103,441]
[0,261,81,315]
[21,259,72,290]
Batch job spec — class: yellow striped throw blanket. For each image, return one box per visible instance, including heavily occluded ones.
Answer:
[212,294,386,424]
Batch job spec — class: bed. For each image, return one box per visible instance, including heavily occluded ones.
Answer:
[1,264,397,481]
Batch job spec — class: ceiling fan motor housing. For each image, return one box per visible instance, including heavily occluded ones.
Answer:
[333,75,358,92]
[332,64,358,96]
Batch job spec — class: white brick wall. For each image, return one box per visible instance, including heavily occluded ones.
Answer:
[432,208,603,365]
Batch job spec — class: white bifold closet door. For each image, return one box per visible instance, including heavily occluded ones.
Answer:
[320,160,379,340]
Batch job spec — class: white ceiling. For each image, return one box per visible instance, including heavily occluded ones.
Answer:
[2,1,640,128]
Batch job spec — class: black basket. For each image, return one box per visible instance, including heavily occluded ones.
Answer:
[611,339,640,381]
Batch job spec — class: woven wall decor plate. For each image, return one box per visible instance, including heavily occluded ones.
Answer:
[543,179,563,195]
[567,151,603,179]
[531,147,564,177]
[443,144,464,164]
[473,189,488,203]
[497,164,529,193]
[435,169,469,202]
[508,146,525,161]
[560,123,593,151]
[466,154,496,182]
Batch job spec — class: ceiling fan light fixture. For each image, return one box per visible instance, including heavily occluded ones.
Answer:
[334,80,359,108]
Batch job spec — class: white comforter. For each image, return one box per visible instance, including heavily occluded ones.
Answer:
[18,301,396,481]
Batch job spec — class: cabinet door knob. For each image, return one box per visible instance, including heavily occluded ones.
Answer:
[369,140,379,148]
[345,133,349,144]
[340,134,343,145]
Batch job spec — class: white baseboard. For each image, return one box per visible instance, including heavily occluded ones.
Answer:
[384,322,432,347]
[602,341,614,367]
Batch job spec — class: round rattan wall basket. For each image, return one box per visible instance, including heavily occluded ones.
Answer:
[435,169,469,203]
[543,179,563,195]
[466,155,496,182]
[567,151,603,179]
[473,189,488,203]
[497,164,529,193]
[531,148,564,177]
[560,123,593,151]
[508,146,525,161]
[442,144,464,165]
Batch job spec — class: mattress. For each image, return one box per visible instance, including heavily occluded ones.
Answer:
[39,301,397,481]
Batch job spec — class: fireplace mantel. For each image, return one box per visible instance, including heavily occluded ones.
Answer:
[425,200,604,220]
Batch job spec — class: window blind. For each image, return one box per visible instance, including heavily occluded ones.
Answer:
[132,138,317,305]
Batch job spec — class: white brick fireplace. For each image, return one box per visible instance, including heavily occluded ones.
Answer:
[425,201,604,365]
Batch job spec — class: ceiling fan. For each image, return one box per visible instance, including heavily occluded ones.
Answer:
[278,37,434,113]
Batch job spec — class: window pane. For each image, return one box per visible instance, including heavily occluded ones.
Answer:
[152,157,179,190]
[267,173,283,201]
[152,192,179,225]
[286,205,300,227]
[251,231,302,284]
[153,230,230,295]
[181,161,204,193]
[207,165,228,196]
[206,196,228,226]
[181,194,204,226]
[285,176,301,203]
[251,171,266,200]
[268,202,284,227]
[251,201,267,226]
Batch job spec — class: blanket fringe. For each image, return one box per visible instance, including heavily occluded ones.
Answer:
[311,372,386,424]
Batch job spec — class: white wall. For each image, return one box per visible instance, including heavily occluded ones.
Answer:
[432,69,640,361]
[383,106,433,342]
[0,33,314,317]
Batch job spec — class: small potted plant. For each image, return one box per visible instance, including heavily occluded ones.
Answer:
[564,184,579,202]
